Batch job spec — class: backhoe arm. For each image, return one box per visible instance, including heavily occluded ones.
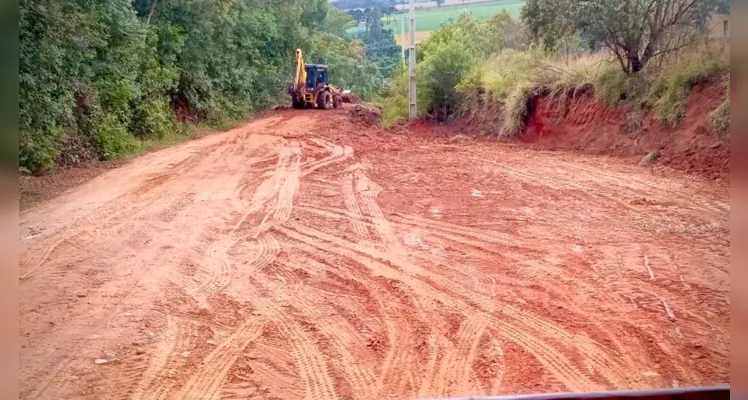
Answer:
[294,49,306,87]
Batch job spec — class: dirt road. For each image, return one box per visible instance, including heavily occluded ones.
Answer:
[19,110,730,399]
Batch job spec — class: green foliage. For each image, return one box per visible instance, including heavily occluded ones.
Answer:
[523,0,718,74]
[20,0,382,173]
[458,49,538,99]
[308,33,384,100]
[93,114,141,160]
[594,66,630,107]
[323,7,356,36]
[379,65,410,126]
[417,40,476,116]
[521,0,579,50]
[346,1,526,34]
[131,96,175,140]
[648,55,729,127]
[355,6,401,78]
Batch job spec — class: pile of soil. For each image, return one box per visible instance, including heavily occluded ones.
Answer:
[346,104,382,126]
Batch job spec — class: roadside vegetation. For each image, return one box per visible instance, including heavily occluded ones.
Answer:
[19,0,383,174]
[20,0,730,175]
[379,0,731,139]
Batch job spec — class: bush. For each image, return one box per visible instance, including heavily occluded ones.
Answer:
[379,66,409,125]
[93,114,140,160]
[648,52,729,127]
[594,66,630,107]
[416,40,476,118]
[459,49,540,100]
[20,0,383,173]
[130,96,175,140]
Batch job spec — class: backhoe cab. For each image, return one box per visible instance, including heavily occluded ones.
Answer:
[288,49,345,110]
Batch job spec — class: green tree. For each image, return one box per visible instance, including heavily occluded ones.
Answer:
[357,6,401,78]
[324,8,356,36]
[19,0,384,173]
[522,0,717,74]
[417,40,475,119]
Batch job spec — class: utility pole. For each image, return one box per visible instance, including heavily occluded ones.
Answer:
[400,6,406,66]
[408,0,416,120]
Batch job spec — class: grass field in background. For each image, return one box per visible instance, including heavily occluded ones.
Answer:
[347,0,525,40]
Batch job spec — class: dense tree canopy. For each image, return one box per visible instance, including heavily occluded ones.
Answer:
[19,0,383,173]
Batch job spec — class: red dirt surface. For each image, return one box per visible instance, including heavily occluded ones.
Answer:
[522,84,729,180]
[19,108,729,399]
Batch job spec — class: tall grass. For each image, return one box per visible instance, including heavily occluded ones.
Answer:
[647,48,730,127]
[709,76,730,137]
[456,41,729,136]
[460,50,615,137]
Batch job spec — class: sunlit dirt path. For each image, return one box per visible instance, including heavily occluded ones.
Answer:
[19,110,729,399]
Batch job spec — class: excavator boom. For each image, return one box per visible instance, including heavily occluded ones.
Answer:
[294,48,306,88]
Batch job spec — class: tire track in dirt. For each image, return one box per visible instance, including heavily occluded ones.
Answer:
[301,143,354,177]
[232,141,296,233]
[560,162,729,218]
[276,202,626,382]
[352,167,414,269]
[433,316,487,396]
[283,231,430,398]
[131,315,179,399]
[342,173,370,238]
[299,201,517,252]
[177,318,267,400]
[250,294,339,400]
[496,162,644,216]
[297,203,501,296]
[376,318,412,395]
[141,320,205,400]
[300,202,498,296]
[19,196,153,279]
[196,238,239,298]
[188,140,297,301]
[325,167,427,396]
[390,213,517,247]
[487,336,507,394]
[262,277,379,398]
[276,223,620,391]
[246,142,301,238]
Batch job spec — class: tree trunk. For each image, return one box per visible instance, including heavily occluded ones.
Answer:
[146,0,158,24]
[640,41,654,70]
[627,52,643,73]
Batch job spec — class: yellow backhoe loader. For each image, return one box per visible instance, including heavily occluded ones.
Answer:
[287,49,352,109]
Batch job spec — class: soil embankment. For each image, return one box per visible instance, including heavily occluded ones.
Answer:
[457,83,729,180]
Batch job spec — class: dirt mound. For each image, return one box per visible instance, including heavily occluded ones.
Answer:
[346,104,382,126]
[342,92,361,104]
[520,83,729,179]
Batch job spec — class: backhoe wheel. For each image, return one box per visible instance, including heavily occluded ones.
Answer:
[318,91,333,110]
[291,95,304,109]
[333,95,343,109]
